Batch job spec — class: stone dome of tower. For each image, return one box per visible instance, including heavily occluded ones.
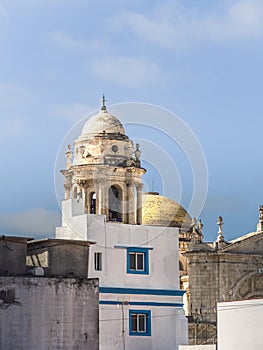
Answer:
[82,109,125,136]
[142,192,192,230]
[81,100,125,137]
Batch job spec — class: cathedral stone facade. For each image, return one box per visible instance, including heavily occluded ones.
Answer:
[179,208,263,345]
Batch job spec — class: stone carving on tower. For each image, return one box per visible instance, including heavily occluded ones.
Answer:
[61,96,146,224]
[215,215,226,249]
[189,217,203,243]
[65,145,72,170]
[197,219,204,241]
[257,205,263,232]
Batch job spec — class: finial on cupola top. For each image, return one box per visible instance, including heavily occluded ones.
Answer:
[100,94,107,111]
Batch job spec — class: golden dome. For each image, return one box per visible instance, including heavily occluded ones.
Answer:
[142,192,192,230]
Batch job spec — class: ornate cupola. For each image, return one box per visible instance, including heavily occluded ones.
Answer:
[61,95,146,224]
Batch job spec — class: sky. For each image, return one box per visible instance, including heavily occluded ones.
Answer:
[0,0,262,241]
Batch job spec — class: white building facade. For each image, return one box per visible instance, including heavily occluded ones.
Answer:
[217,299,263,350]
[56,98,188,349]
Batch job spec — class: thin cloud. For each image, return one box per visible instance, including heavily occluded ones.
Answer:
[3,0,76,4]
[0,2,7,17]
[112,0,263,50]
[89,55,160,88]
[52,31,109,52]
[1,117,29,138]
[0,208,60,238]
[52,32,89,51]
[53,102,95,123]
[0,82,35,142]
[195,0,263,41]
[0,82,35,109]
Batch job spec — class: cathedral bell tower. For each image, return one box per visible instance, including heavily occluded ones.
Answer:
[61,96,146,225]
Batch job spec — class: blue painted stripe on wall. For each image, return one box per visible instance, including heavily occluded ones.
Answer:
[99,300,184,308]
[99,287,185,296]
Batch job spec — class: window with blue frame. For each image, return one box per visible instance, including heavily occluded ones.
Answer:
[129,310,151,336]
[126,247,150,274]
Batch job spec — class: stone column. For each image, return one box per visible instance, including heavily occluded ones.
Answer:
[127,183,135,224]
[64,185,70,200]
[83,186,87,213]
[63,174,72,199]
[65,145,72,170]
[136,183,143,225]
[94,182,101,215]
[97,187,102,215]
[77,184,82,198]
[102,182,109,220]
[123,184,128,224]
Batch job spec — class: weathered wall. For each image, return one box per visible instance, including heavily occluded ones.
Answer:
[27,239,90,277]
[0,277,99,350]
[188,322,217,346]
[179,345,216,350]
[227,233,263,255]
[0,236,30,276]
[179,344,216,350]
[186,252,263,323]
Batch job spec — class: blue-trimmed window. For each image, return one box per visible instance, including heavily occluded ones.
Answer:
[127,247,150,274]
[129,310,151,336]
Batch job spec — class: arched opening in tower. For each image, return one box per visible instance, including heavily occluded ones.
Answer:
[90,192,96,214]
[179,260,184,272]
[108,185,122,222]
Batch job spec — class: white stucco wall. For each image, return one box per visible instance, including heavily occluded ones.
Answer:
[58,199,180,289]
[217,299,263,350]
[56,199,188,350]
[101,304,187,350]
[89,222,180,290]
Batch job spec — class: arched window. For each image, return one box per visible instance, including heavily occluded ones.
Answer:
[108,185,122,222]
[90,192,96,214]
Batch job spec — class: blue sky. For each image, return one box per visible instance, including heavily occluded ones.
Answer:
[0,0,262,241]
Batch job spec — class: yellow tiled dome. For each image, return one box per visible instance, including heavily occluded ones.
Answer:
[142,192,192,230]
